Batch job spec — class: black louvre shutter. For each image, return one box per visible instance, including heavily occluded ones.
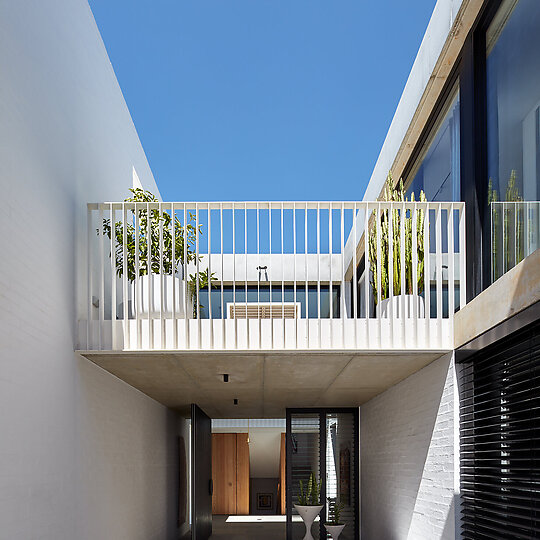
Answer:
[458,319,540,539]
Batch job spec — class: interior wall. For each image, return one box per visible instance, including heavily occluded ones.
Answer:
[360,353,457,540]
[0,1,182,539]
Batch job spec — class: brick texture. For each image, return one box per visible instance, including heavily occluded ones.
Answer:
[360,353,456,540]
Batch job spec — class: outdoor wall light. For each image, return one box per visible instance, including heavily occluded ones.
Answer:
[233,398,238,405]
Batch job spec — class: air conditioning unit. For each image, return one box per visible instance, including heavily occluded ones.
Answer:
[227,302,300,319]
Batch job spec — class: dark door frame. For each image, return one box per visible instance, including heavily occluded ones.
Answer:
[286,407,359,540]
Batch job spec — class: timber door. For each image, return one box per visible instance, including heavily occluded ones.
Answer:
[212,433,250,515]
[212,433,237,514]
[191,404,212,540]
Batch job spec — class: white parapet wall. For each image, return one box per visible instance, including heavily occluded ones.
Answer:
[360,352,457,540]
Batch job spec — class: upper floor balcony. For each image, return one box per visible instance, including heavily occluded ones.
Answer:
[78,199,466,352]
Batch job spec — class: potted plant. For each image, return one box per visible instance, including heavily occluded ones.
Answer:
[368,175,427,318]
[293,472,323,540]
[325,498,345,539]
[101,188,215,318]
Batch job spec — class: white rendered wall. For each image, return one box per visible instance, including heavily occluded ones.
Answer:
[0,1,181,539]
[360,353,457,540]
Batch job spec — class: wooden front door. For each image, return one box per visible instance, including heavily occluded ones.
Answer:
[212,433,250,515]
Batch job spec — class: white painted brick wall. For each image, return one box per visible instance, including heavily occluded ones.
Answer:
[0,2,180,539]
[360,353,457,540]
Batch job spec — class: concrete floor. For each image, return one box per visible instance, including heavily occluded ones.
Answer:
[210,515,286,539]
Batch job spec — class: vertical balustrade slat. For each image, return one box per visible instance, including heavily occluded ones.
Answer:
[281,202,285,348]
[196,204,200,348]
[87,206,92,350]
[171,203,177,350]
[110,204,116,349]
[341,202,345,348]
[424,203,431,347]
[353,202,358,349]
[491,201,495,283]
[412,203,418,348]
[233,203,237,348]
[376,203,382,348]
[220,203,225,349]
[293,202,297,348]
[257,202,261,349]
[147,202,153,349]
[135,203,141,349]
[269,202,273,349]
[400,202,406,346]
[459,203,466,310]
[448,203,455,331]
[503,202,507,274]
[159,202,165,349]
[435,204,443,346]
[364,203,370,347]
[208,204,213,349]
[98,204,104,350]
[329,203,333,349]
[514,202,517,268]
[317,203,321,348]
[123,203,129,349]
[183,204,189,349]
[305,203,309,348]
[245,202,249,349]
[388,202,394,346]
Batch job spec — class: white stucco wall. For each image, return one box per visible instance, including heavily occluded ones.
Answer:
[360,353,457,540]
[0,1,180,539]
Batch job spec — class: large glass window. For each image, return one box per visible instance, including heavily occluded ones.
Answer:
[487,0,540,281]
[406,87,461,202]
[198,284,340,319]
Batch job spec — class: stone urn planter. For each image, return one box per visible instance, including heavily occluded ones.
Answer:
[294,504,323,540]
[324,523,346,540]
[377,294,425,318]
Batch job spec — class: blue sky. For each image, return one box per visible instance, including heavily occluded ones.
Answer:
[89,0,436,202]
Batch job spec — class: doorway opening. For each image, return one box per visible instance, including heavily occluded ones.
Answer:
[211,418,287,538]
[286,408,359,540]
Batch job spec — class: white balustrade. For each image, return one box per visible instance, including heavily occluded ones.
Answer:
[80,201,466,351]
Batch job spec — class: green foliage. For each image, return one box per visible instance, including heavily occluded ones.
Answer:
[100,188,216,306]
[297,472,322,506]
[326,498,345,525]
[489,170,524,281]
[188,267,217,318]
[368,175,427,303]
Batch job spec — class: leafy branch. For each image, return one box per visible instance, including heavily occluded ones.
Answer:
[99,188,216,306]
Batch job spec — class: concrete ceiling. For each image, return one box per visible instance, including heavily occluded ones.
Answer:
[79,350,447,418]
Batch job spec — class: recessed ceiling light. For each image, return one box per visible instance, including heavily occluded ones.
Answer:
[223,374,229,383]
[234,398,238,405]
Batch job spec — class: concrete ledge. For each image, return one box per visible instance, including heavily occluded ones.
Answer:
[455,249,540,348]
